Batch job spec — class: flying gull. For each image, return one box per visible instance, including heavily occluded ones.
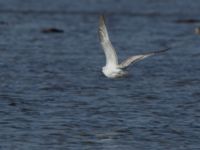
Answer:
[98,15,169,78]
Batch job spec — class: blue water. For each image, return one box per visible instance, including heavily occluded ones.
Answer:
[0,0,200,149]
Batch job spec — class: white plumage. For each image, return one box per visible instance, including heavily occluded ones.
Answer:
[98,15,169,78]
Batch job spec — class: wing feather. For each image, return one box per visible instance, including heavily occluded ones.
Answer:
[99,15,118,66]
[118,48,170,69]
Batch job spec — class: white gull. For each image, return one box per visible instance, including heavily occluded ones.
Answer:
[98,15,169,78]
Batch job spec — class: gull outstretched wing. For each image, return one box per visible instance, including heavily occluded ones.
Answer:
[118,48,170,69]
[99,15,118,66]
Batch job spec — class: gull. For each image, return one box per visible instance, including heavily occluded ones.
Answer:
[98,15,169,78]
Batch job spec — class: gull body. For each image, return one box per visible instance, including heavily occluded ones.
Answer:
[102,66,126,78]
[98,15,169,78]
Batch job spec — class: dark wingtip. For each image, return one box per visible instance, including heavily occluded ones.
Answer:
[150,47,170,55]
[98,15,105,41]
[100,13,105,19]
[99,15,106,24]
[100,14,104,19]
[158,47,171,53]
[143,47,170,55]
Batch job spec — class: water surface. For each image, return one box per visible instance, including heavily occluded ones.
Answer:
[0,0,200,149]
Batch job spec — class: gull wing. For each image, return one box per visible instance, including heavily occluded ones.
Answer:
[99,15,118,66]
[118,48,170,69]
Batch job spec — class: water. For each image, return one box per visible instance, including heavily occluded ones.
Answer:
[0,0,200,149]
